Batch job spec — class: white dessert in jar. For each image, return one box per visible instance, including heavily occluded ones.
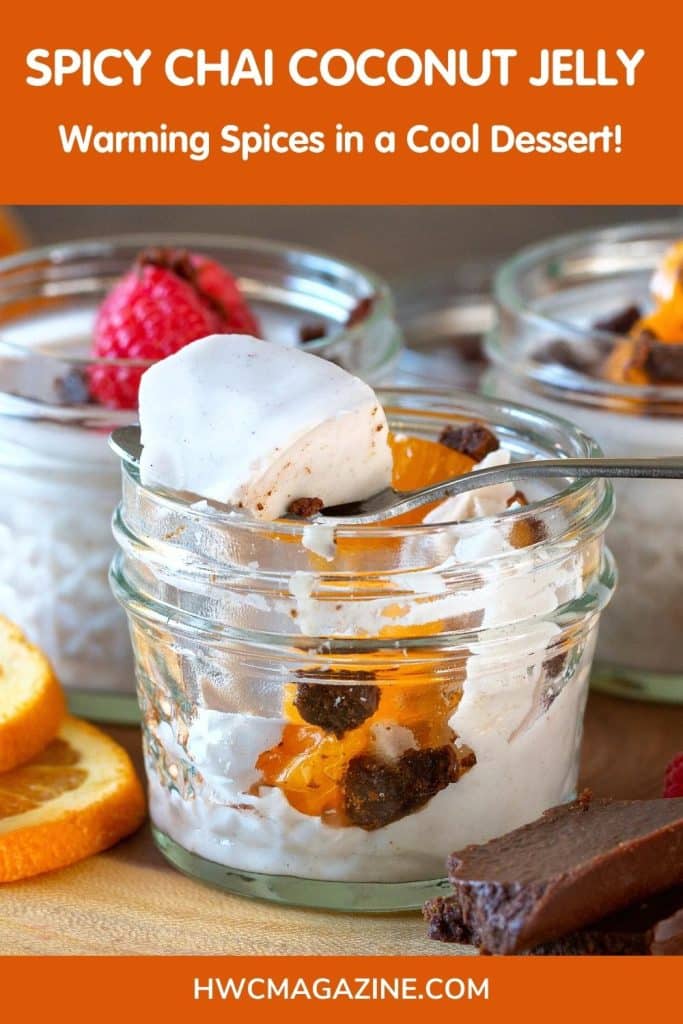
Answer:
[0,308,133,696]
[112,337,614,903]
[0,237,401,715]
[488,221,683,696]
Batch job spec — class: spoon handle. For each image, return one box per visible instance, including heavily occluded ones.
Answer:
[411,455,683,507]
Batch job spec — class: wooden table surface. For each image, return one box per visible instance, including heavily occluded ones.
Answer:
[1,693,682,956]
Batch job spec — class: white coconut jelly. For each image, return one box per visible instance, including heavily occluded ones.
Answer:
[0,307,134,695]
[139,334,393,518]
[113,349,614,904]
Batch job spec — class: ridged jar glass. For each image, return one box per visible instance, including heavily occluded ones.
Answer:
[110,389,615,911]
[0,234,401,722]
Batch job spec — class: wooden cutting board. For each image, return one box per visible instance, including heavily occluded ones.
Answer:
[1,693,681,956]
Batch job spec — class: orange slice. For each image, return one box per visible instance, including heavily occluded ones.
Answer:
[0,616,65,773]
[0,208,27,258]
[388,434,474,524]
[0,716,146,882]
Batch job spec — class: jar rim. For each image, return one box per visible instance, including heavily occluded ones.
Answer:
[112,385,614,540]
[0,232,397,418]
[490,217,683,408]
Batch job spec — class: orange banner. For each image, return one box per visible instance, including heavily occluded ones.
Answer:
[0,0,680,203]
[0,955,679,1021]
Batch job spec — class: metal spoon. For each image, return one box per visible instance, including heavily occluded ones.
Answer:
[110,428,683,527]
[312,456,683,525]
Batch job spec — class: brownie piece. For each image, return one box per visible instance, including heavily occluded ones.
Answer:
[439,423,500,463]
[287,497,324,518]
[299,323,327,344]
[294,680,380,737]
[633,334,683,382]
[509,514,547,548]
[425,886,683,956]
[343,746,461,831]
[593,305,642,336]
[506,489,528,508]
[535,339,600,374]
[442,795,683,954]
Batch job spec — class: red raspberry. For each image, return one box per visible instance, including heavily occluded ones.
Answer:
[89,249,260,409]
[663,753,683,798]
[192,254,260,336]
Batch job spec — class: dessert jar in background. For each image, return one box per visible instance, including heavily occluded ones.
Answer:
[486,220,683,703]
[392,261,494,390]
[110,390,615,911]
[0,235,402,722]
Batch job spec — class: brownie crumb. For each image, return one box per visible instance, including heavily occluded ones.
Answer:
[439,422,500,463]
[299,323,327,344]
[632,333,683,383]
[507,489,528,508]
[593,305,642,336]
[535,339,599,374]
[544,651,568,679]
[294,681,380,738]
[541,651,568,710]
[138,247,197,285]
[423,896,475,944]
[54,367,92,405]
[510,515,548,549]
[455,335,487,364]
[343,745,461,830]
[346,294,376,328]
[288,497,324,518]
[457,746,477,771]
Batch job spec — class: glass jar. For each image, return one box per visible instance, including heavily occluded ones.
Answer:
[0,234,401,723]
[110,389,615,911]
[486,219,683,703]
[393,261,494,390]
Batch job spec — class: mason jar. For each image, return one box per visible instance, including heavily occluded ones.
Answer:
[110,388,615,911]
[0,234,402,722]
[486,219,683,703]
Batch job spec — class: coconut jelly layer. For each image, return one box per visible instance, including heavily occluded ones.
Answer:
[147,636,593,882]
[142,482,590,881]
[0,311,135,694]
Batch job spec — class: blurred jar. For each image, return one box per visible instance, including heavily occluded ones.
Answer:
[487,219,683,703]
[0,234,401,722]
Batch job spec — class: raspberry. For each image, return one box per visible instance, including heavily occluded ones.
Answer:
[192,254,260,337]
[89,248,260,409]
[663,753,683,798]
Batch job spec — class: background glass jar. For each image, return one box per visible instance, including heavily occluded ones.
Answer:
[486,219,683,703]
[0,234,402,723]
[110,389,615,911]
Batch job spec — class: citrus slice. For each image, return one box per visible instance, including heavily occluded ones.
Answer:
[0,716,146,882]
[0,208,27,258]
[387,433,475,524]
[0,616,65,773]
[389,433,475,490]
